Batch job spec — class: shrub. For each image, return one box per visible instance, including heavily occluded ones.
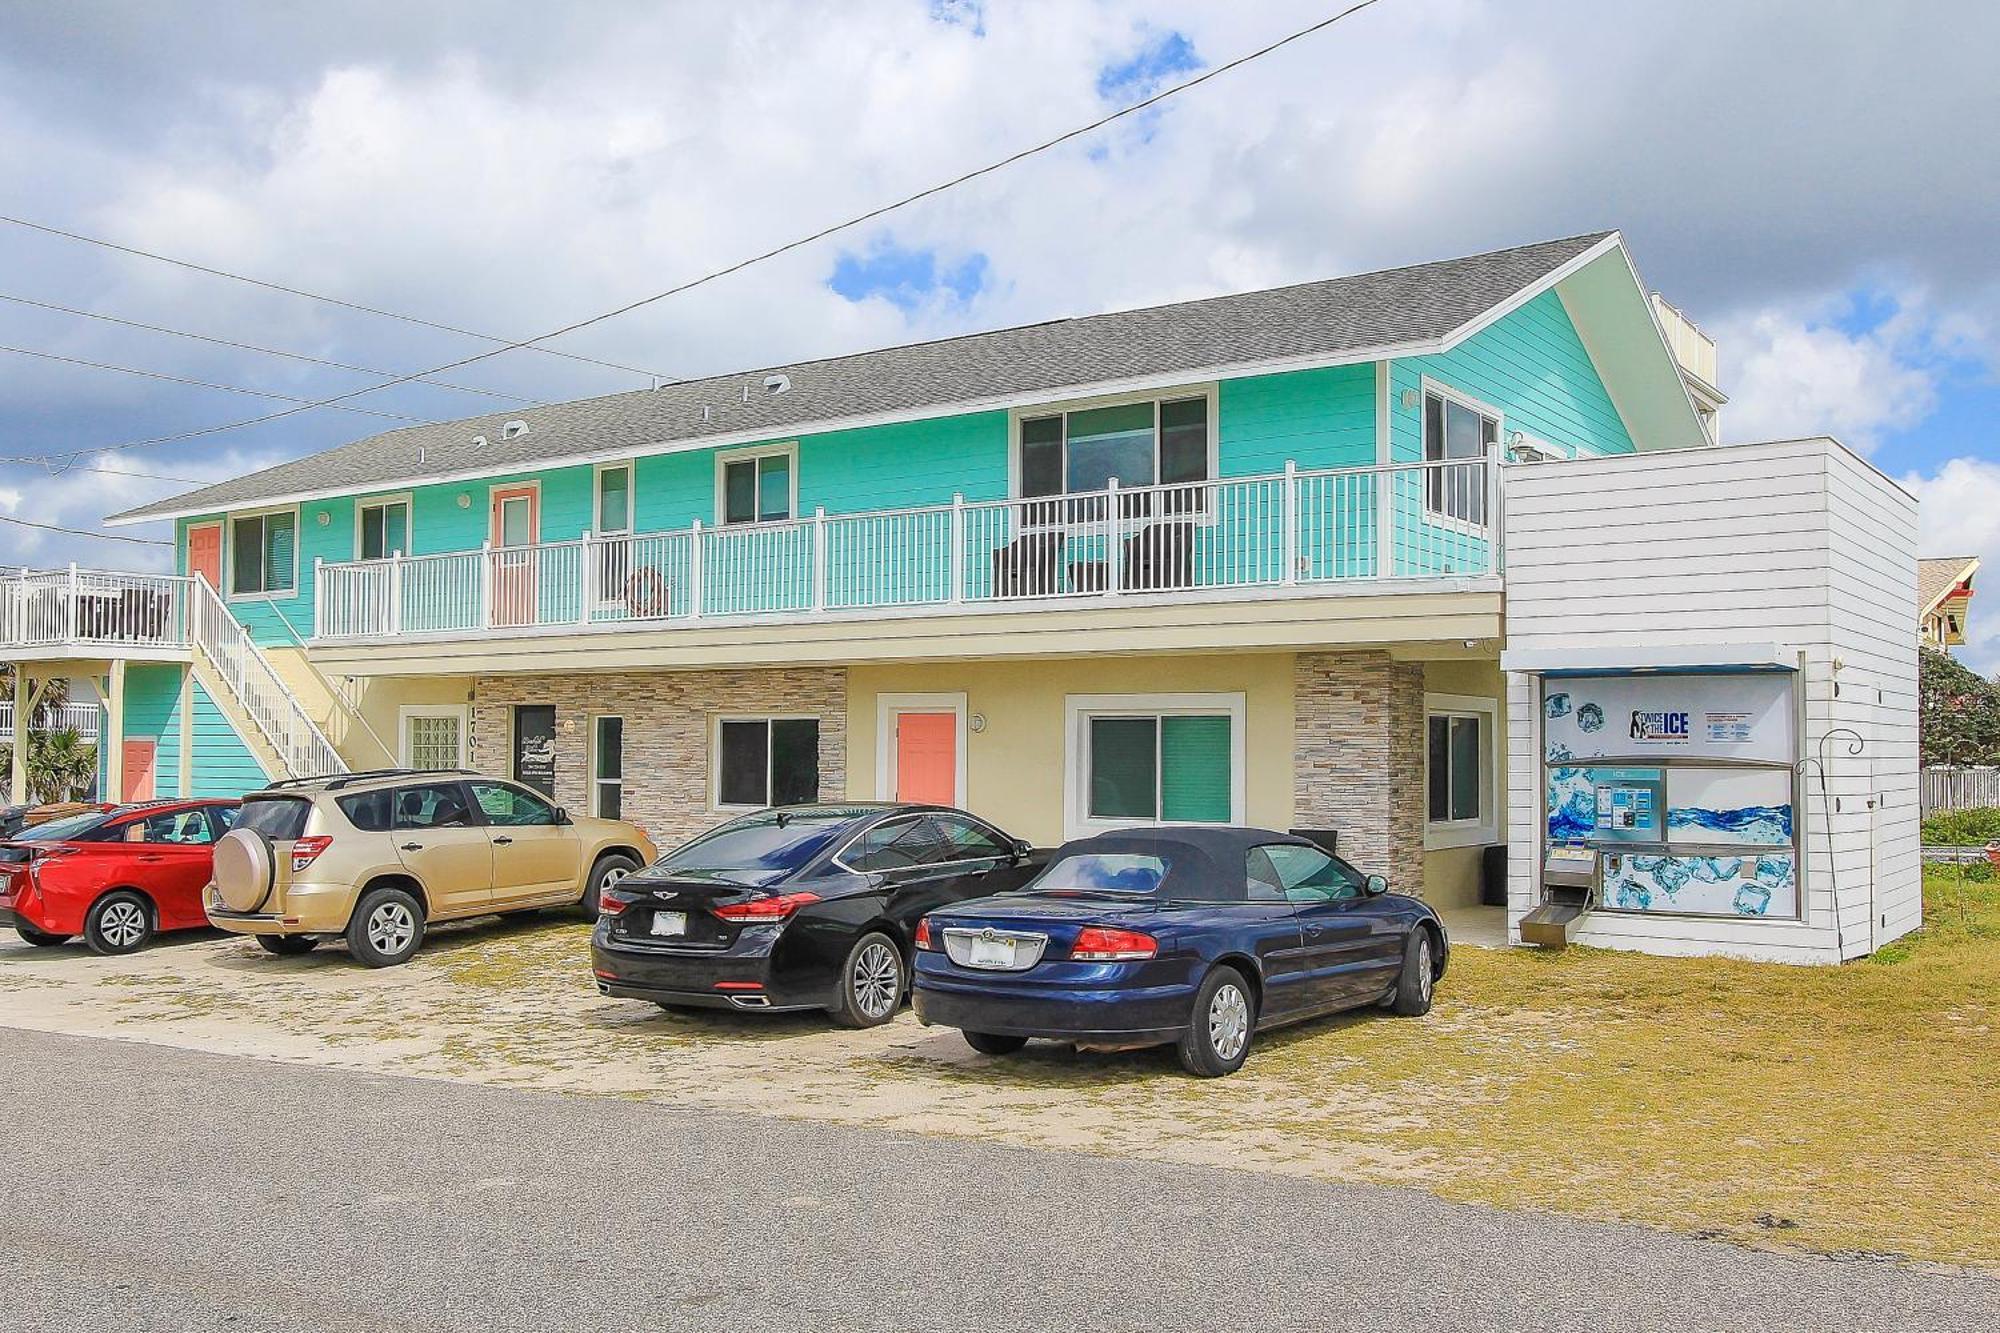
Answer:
[1921,806,2000,846]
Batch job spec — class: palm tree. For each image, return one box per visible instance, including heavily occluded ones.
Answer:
[0,663,70,729]
[24,728,97,803]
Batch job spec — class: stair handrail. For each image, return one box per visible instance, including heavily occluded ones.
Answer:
[185,576,346,778]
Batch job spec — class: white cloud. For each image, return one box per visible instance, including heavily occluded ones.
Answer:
[0,450,283,571]
[1715,300,1941,451]
[1903,456,2000,676]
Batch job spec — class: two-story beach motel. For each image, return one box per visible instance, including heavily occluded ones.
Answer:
[5,231,1915,962]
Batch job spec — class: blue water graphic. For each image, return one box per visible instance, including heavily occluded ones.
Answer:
[1666,804,1794,843]
[1577,702,1605,733]
[1546,692,1572,720]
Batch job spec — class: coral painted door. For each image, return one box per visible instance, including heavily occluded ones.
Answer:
[893,712,958,806]
[489,487,540,628]
[187,523,222,590]
[122,740,156,802]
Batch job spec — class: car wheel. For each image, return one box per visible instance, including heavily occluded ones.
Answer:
[1388,928,1437,1017]
[346,887,426,968]
[14,923,70,947]
[1176,965,1255,1078]
[829,931,905,1029]
[84,891,154,956]
[579,853,641,918]
[256,935,318,957]
[961,1031,1028,1056]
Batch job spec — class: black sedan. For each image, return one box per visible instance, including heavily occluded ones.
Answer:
[591,804,1043,1027]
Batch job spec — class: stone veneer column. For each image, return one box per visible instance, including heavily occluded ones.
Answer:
[1293,651,1427,896]
[469,667,847,848]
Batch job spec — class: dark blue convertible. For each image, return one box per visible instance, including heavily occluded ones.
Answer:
[910,826,1447,1076]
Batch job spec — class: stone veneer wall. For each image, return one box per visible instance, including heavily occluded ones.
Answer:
[1293,651,1427,896]
[470,668,847,849]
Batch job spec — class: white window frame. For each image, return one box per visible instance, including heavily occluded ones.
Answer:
[225,503,301,602]
[1063,691,1246,841]
[590,712,624,820]
[398,704,471,771]
[1418,376,1500,535]
[1423,691,1499,850]
[354,492,414,561]
[593,461,634,536]
[873,691,968,807]
[710,712,821,813]
[713,443,799,526]
[1009,384,1219,505]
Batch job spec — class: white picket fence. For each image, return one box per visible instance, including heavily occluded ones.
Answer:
[1919,766,2000,815]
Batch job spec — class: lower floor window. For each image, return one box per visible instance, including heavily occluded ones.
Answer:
[717,717,819,808]
[1085,712,1233,824]
[1426,711,1483,825]
[593,715,623,820]
[401,708,467,772]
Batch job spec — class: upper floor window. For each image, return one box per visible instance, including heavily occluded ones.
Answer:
[718,446,795,525]
[596,463,632,535]
[1423,387,1496,526]
[358,497,409,560]
[1019,394,1210,499]
[230,510,296,597]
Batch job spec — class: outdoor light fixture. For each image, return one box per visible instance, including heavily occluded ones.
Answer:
[457,493,472,509]
[1400,388,1420,410]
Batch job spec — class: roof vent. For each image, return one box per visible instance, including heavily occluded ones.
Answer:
[764,374,791,396]
[471,434,488,449]
[501,420,529,440]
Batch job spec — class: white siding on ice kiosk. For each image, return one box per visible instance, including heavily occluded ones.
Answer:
[1499,437,1919,963]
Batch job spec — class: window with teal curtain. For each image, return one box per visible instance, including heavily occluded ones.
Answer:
[597,467,631,534]
[1089,717,1158,819]
[758,454,792,521]
[1159,715,1231,822]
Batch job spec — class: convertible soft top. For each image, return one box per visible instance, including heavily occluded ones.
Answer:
[1050,826,1332,896]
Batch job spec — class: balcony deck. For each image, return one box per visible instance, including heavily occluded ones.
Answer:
[310,460,1502,671]
[0,568,194,664]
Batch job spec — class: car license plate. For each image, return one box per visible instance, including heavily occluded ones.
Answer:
[650,910,687,938]
[968,935,1017,968]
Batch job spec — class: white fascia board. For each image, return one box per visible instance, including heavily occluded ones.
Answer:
[1500,642,1799,675]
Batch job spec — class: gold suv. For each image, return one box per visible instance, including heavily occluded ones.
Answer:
[207,769,657,967]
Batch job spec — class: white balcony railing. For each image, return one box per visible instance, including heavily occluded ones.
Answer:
[0,700,102,741]
[315,458,1498,643]
[0,567,193,653]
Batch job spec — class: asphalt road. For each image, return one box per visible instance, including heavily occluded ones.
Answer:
[0,1027,1991,1332]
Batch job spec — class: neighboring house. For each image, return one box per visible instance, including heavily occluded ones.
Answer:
[1,230,1920,962]
[1918,555,1978,650]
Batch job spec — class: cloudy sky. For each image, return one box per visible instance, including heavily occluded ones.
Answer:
[4,0,1999,666]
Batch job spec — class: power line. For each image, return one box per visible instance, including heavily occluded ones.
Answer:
[0,512,171,546]
[1,460,207,485]
[20,0,1384,471]
[0,343,428,424]
[0,213,671,381]
[0,292,540,404]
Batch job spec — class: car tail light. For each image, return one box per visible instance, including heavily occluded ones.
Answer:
[1071,927,1158,961]
[913,918,935,951]
[711,891,822,923]
[599,888,635,917]
[290,836,333,874]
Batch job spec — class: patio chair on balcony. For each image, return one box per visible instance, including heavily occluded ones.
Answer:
[1121,520,1199,592]
[74,588,173,642]
[990,530,1066,598]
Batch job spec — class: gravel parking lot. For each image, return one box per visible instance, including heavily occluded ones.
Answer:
[1,876,1993,1274]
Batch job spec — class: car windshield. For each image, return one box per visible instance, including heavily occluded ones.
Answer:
[15,811,116,842]
[658,811,854,874]
[1023,852,1168,897]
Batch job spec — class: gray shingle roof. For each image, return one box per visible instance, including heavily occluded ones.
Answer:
[108,231,1613,523]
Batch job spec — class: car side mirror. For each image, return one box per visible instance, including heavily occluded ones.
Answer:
[1011,839,1033,860]
[554,808,573,826]
[1363,874,1389,897]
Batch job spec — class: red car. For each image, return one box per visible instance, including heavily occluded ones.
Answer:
[1,799,241,955]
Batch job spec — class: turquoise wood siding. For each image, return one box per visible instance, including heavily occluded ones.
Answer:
[189,680,273,796]
[124,665,184,799]
[1219,363,1376,475]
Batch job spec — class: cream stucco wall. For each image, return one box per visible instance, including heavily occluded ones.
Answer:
[847,653,1297,848]
[266,647,476,771]
[1421,657,1507,908]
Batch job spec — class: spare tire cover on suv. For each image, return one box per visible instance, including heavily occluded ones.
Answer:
[213,827,277,913]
